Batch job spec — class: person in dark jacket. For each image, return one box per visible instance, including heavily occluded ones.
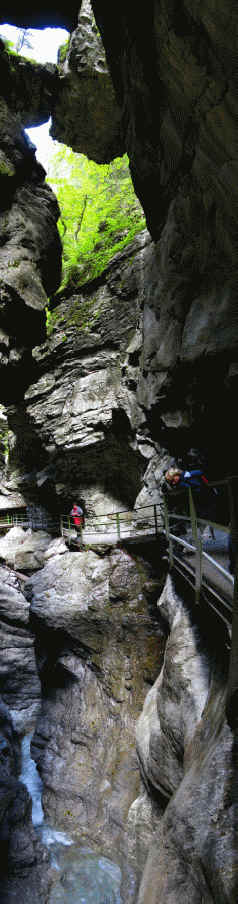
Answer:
[164,468,209,491]
[162,467,216,535]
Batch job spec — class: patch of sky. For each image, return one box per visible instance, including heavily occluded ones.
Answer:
[0,23,69,168]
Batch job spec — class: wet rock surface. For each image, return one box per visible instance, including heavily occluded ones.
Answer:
[26,543,165,875]
[0,563,41,730]
[0,699,49,904]
[47,843,122,904]
[129,575,237,904]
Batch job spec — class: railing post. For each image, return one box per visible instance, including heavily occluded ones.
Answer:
[164,498,173,567]
[189,488,202,604]
[226,477,238,730]
[116,512,120,540]
[154,504,158,536]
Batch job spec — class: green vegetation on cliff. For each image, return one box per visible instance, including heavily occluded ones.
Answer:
[57,38,70,64]
[0,35,37,65]
[47,146,146,293]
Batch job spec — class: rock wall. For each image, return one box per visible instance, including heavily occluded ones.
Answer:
[1,0,238,480]
[26,542,165,863]
[0,524,166,899]
[88,0,238,474]
[130,575,237,904]
[0,567,50,903]
[0,39,61,404]
[0,1,238,902]
[7,231,155,514]
[0,530,236,904]
[51,0,124,162]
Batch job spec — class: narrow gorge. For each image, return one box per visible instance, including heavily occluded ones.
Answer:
[0,2,237,903]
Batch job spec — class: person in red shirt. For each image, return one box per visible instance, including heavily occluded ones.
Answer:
[70,503,84,536]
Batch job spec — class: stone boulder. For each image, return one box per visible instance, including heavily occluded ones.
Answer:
[14,530,54,573]
[0,527,53,572]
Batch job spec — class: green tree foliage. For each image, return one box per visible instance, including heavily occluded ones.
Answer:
[57,38,70,64]
[1,37,16,54]
[47,146,146,293]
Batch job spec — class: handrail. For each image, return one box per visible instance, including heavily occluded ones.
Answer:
[168,513,230,533]
[169,533,234,584]
[0,499,233,611]
[60,502,162,543]
[162,476,233,604]
[61,498,233,613]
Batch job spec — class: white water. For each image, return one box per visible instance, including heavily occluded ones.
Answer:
[20,733,44,826]
[20,734,73,850]
[20,733,122,902]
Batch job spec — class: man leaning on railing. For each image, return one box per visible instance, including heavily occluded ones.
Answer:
[161,466,218,537]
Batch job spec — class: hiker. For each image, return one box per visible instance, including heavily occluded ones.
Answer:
[164,467,209,492]
[162,467,216,537]
[70,503,84,536]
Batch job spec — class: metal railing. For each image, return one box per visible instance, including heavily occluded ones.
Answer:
[0,493,233,619]
[0,513,29,530]
[162,486,233,610]
[0,511,59,532]
[60,503,163,544]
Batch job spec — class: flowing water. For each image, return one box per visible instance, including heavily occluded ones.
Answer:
[47,845,121,904]
[20,733,44,826]
[20,733,122,903]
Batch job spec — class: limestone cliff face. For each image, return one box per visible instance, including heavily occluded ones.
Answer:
[0,527,165,900]
[1,0,237,475]
[0,2,237,903]
[88,0,238,474]
[43,0,238,472]
[0,567,49,903]
[130,575,236,904]
[0,530,235,904]
[0,39,61,404]
[25,543,165,863]
[0,39,57,129]
[8,231,155,514]
[51,0,124,162]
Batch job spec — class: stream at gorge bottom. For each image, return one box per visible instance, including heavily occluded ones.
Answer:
[20,734,122,903]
